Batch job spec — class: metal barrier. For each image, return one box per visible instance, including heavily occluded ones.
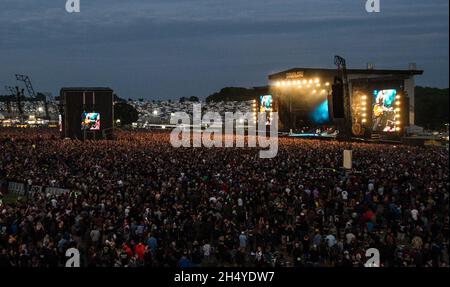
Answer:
[1,179,73,200]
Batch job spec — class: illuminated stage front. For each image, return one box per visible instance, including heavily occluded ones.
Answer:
[267,67,422,138]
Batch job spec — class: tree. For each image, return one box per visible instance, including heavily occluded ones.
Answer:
[415,86,449,130]
[114,102,139,125]
[206,86,268,103]
[35,92,47,102]
[114,94,126,103]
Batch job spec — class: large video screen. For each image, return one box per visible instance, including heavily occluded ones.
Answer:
[372,89,397,132]
[81,112,101,131]
[260,95,273,125]
[259,95,273,113]
[309,99,329,124]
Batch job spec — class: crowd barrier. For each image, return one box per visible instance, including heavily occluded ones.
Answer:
[0,179,73,199]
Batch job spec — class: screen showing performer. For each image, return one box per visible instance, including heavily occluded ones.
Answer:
[81,112,101,131]
[260,95,272,113]
[372,89,397,132]
[260,95,273,125]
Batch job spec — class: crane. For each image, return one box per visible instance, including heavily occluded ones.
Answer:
[15,74,36,98]
[4,86,15,114]
[4,85,25,118]
[15,74,50,120]
[14,86,25,119]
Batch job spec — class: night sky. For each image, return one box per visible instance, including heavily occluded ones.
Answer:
[0,0,448,100]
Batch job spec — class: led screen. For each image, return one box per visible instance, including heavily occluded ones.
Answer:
[260,95,273,113]
[260,95,273,125]
[372,89,397,132]
[309,99,329,124]
[81,112,101,131]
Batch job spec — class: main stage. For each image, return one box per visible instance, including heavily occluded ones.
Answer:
[264,66,423,140]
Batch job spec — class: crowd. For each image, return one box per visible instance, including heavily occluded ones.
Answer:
[0,128,448,267]
[131,100,253,126]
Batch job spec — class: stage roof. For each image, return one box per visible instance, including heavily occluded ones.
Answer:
[268,67,423,80]
[60,87,113,92]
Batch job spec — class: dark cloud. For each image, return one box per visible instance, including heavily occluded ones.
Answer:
[0,0,448,99]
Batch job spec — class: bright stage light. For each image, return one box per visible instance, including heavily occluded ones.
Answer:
[303,80,307,84]
[362,107,367,111]
[396,127,401,132]
[395,114,400,118]
[395,101,400,105]
[395,108,400,112]
[312,89,316,94]
[362,119,367,123]
[361,95,367,100]
[362,101,367,106]
[321,89,326,94]
[325,82,330,86]
[396,95,401,100]
[309,79,313,84]
[362,113,367,117]
[315,78,320,83]
[396,121,401,125]
[153,110,158,115]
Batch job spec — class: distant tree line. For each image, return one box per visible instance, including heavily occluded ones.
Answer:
[0,92,50,102]
[205,86,269,103]
[414,86,449,130]
[113,94,138,125]
[179,96,200,103]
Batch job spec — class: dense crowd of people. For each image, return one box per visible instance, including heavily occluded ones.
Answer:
[0,128,448,267]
